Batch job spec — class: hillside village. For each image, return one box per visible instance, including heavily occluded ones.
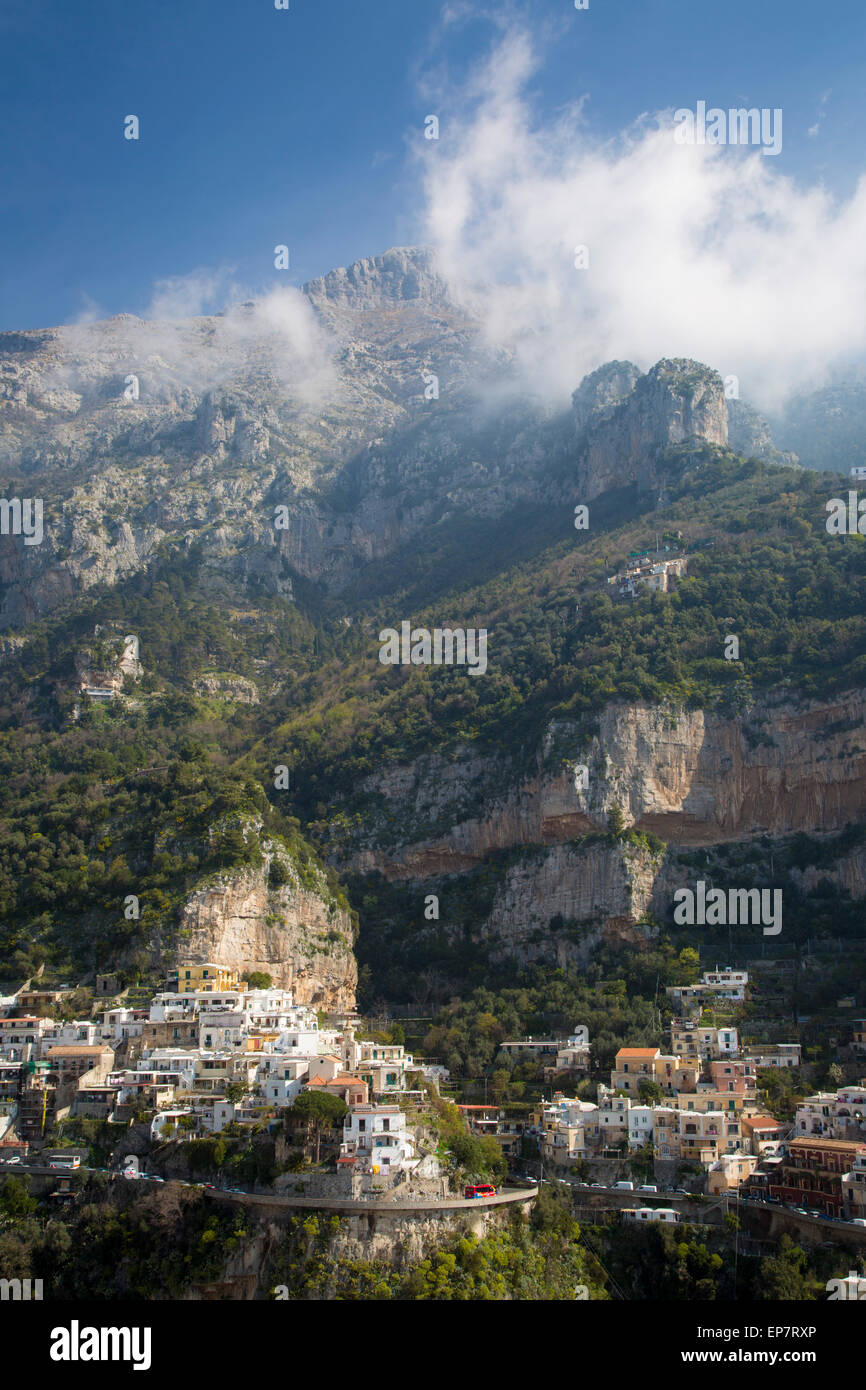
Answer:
[1,961,865,1227]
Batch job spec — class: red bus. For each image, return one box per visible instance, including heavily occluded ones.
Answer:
[464,1183,497,1199]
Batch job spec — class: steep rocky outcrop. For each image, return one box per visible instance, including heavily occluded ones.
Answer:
[338,690,866,871]
[0,244,778,630]
[477,841,661,968]
[728,397,799,466]
[574,358,728,498]
[333,690,866,962]
[175,834,356,1011]
[192,673,260,704]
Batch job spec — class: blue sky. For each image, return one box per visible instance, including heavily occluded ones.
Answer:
[0,0,864,331]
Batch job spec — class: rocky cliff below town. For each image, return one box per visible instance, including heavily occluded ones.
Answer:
[174,836,356,1012]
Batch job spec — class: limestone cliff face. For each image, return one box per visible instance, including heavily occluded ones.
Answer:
[0,248,757,632]
[565,693,866,841]
[478,842,660,968]
[340,689,866,872]
[574,358,728,498]
[176,850,356,1012]
[790,847,866,901]
[334,689,866,961]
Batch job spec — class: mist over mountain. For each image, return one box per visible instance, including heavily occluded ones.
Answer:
[0,245,805,633]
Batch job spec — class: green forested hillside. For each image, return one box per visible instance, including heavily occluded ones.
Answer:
[0,449,863,987]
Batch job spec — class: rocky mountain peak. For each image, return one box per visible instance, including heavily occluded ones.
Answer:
[571,359,642,432]
[303,246,451,315]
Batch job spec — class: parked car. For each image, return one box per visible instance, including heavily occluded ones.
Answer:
[637,1184,658,1193]
[1,1156,22,1165]
[848,1218,866,1227]
[613,1181,634,1191]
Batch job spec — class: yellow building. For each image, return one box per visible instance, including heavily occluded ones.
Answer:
[612,1047,698,1097]
[171,962,241,994]
[708,1154,757,1193]
[673,1090,746,1156]
[653,1107,682,1160]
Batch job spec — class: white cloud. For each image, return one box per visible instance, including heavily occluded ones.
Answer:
[145,266,241,321]
[416,27,866,411]
[56,271,336,408]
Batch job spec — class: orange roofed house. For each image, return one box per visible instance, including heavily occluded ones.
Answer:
[306,1075,369,1107]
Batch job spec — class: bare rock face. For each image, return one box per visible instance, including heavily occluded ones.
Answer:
[341,689,866,867]
[304,246,452,315]
[333,689,866,961]
[192,674,260,704]
[571,360,642,432]
[728,398,799,466]
[176,849,356,1012]
[575,358,728,497]
[0,245,760,631]
[478,841,661,969]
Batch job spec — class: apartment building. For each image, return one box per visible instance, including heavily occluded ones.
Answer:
[769,1138,866,1217]
[541,1096,599,1163]
[744,1044,801,1069]
[0,1016,49,1059]
[169,963,242,995]
[611,1047,697,1097]
[671,1022,739,1062]
[708,1153,758,1193]
[708,1059,757,1094]
[340,1105,414,1172]
[652,1107,681,1160]
[841,1153,866,1219]
[741,1114,787,1155]
[795,1084,866,1142]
